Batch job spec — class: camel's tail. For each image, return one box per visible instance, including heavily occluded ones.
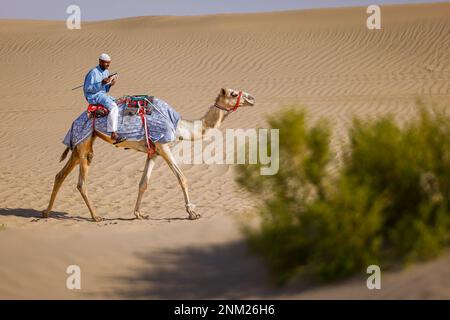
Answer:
[60,147,70,162]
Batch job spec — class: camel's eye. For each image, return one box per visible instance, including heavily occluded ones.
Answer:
[230,92,238,97]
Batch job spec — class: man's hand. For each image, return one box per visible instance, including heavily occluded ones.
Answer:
[109,74,118,86]
[101,76,111,85]
[102,74,118,86]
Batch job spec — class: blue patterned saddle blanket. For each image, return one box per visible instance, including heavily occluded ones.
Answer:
[63,96,180,150]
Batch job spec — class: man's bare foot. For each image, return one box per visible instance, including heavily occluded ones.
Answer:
[111,132,118,140]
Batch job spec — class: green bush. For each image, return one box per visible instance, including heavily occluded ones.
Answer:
[236,105,450,283]
[345,106,450,262]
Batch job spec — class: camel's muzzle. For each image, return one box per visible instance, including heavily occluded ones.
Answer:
[244,94,255,106]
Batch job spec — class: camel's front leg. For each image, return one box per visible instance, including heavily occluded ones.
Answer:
[133,156,156,219]
[77,155,101,222]
[158,144,200,220]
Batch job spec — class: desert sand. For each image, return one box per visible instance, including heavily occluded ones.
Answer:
[0,3,449,299]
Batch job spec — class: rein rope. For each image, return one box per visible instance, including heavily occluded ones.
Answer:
[86,92,243,155]
[138,101,156,156]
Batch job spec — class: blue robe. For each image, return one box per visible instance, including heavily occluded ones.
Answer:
[83,65,115,108]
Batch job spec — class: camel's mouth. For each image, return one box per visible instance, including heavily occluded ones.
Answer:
[244,94,255,106]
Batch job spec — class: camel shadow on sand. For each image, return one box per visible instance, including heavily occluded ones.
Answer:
[0,208,76,220]
[0,208,190,223]
[0,208,141,222]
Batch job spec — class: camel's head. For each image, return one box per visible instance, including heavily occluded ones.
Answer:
[214,88,255,112]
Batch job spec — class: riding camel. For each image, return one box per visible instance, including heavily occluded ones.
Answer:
[42,88,255,222]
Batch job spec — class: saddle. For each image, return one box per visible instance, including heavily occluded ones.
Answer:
[86,95,156,156]
[117,95,154,116]
[86,95,154,118]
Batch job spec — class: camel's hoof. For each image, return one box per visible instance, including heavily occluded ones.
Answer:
[186,203,200,220]
[188,211,201,220]
[92,216,103,222]
[134,211,149,220]
[189,213,201,220]
[42,210,49,218]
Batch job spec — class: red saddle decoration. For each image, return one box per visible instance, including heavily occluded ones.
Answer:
[87,104,109,118]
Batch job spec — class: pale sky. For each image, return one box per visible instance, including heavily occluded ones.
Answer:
[0,0,446,21]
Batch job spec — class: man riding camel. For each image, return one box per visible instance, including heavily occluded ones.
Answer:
[83,53,126,144]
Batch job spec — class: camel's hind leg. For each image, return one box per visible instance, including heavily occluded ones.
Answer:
[42,150,79,218]
[76,140,101,222]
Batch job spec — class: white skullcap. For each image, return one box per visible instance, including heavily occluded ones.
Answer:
[99,53,111,61]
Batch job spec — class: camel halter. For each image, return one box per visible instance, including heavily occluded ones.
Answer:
[214,91,243,113]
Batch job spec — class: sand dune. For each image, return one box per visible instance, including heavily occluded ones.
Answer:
[0,3,449,299]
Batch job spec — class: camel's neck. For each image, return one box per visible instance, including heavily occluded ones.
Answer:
[176,106,226,140]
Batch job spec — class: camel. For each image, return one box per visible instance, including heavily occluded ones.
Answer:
[42,88,255,222]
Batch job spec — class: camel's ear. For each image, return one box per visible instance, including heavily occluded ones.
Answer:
[221,88,227,96]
